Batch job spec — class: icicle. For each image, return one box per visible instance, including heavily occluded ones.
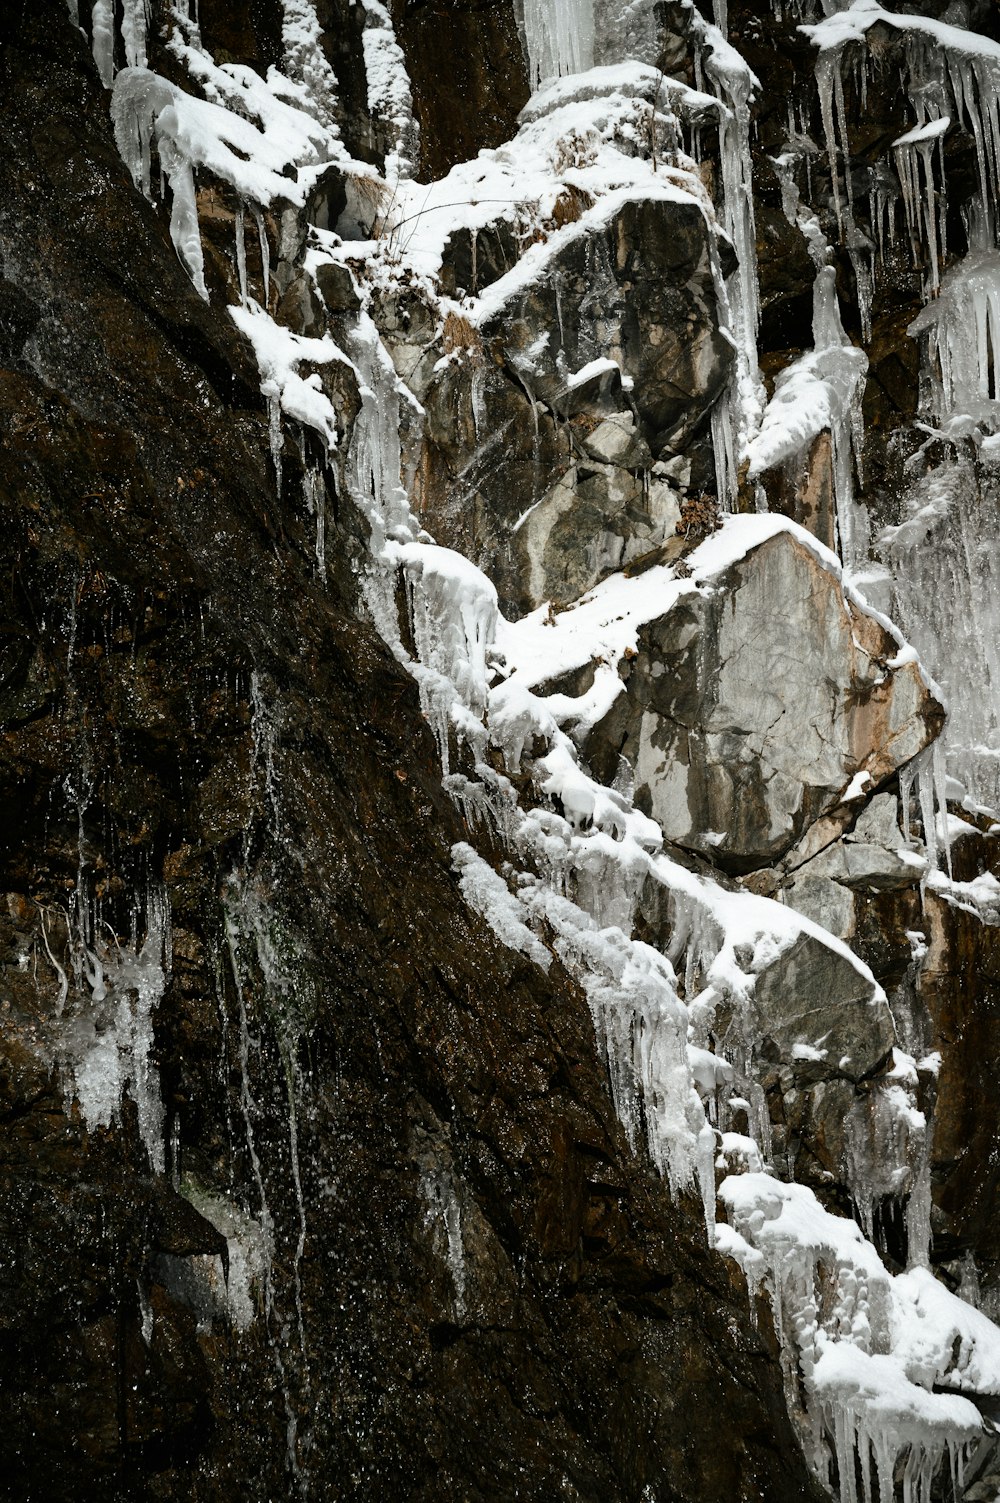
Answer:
[264,383,283,492]
[932,739,952,879]
[121,0,150,69]
[223,897,306,1491]
[161,145,209,302]
[40,908,69,1015]
[91,0,114,87]
[900,761,914,845]
[689,22,765,503]
[255,207,270,309]
[697,1120,717,1237]
[359,0,419,175]
[711,396,738,512]
[816,49,845,237]
[235,204,248,307]
[917,750,938,874]
[892,119,949,296]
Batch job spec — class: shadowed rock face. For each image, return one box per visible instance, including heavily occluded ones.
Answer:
[0,5,826,1501]
[390,0,530,178]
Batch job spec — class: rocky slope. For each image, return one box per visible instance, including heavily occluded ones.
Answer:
[4,1,1000,1500]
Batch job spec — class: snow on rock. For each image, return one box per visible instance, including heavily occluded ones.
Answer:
[721,1171,994,1500]
[112,63,330,212]
[893,1265,1000,1398]
[452,842,552,970]
[111,42,339,299]
[361,61,717,298]
[229,301,347,454]
[115,11,1000,1492]
[280,0,342,133]
[359,0,417,177]
[497,516,941,871]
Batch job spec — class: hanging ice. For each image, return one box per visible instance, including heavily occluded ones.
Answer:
[880,451,1000,810]
[909,252,1000,423]
[747,264,868,567]
[688,13,766,502]
[56,888,171,1173]
[91,0,114,87]
[721,1173,992,1502]
[892,117,949,296]
[521,0,596,86]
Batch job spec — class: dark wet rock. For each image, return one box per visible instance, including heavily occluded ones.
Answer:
[0,5,824,1501]
[389,0,529,179]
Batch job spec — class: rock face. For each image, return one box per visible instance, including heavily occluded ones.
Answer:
[390,0,529,177]
[582,531,943,871]
[417,194,730,616]
[9,0,1000,1498]
[0,5,822,1502]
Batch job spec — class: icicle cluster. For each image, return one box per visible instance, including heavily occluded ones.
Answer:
[722,1173,986,1503]
[689,11,767,504]
[53,885,170,1173]
[521,0,596,86]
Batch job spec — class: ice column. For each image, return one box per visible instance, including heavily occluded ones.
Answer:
[521,0,596,85]
[697,24,766,504]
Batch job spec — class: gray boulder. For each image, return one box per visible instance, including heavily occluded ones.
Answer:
[581,530,944,871]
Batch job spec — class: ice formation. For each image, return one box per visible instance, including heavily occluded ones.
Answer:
[53,886,170,1173]
[358,0,417,176]
[230,302,346,454]
[172,1179,269,1333]
[747,264,868,566]
[680,4,767,502]
[420,1166,467,1320]
[910,253,1000,423]
[521,0,596,86]
[786,2,1000,813]
[721,1174,995,1503]
[880,455,1000,809]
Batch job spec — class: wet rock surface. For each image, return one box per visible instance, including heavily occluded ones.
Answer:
[10,0,1000,1496]
[0,5,823,1500]
[416,194,729,616]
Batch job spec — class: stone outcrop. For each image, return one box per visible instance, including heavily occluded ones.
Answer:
[579,531,943,872]
[417,195,731,616]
